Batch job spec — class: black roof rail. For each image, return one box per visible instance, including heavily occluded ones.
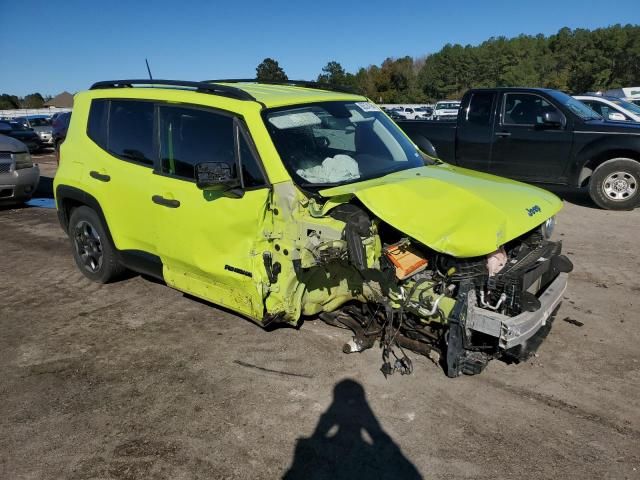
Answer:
[89,79,256,101]
[205,78,359,95]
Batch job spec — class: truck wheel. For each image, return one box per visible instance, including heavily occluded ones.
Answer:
[589,158,640,210]
[69,206,125,283]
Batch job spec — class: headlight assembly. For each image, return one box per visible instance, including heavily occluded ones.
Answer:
[12,152,33,170]
[541,216,556,239]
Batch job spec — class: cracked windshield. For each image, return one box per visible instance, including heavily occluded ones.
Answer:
[265,101,425,186]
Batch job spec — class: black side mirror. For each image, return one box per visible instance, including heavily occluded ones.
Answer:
[412,134,439,159]
[542,111,563,128]
[195,162,243,197]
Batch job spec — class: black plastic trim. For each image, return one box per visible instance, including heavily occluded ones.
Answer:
[119,250,164,280]
[90,79,256,102]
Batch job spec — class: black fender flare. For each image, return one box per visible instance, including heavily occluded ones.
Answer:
[55,185,114,245]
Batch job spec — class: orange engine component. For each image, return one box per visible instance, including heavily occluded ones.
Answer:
[385,242,428,280]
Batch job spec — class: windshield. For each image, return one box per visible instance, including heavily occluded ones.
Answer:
[28,117,51,127]
[550,91,602,120]
[10,122,29,131]
[264,101,426,187]
[436,103,460,110]
[612,99,640,115]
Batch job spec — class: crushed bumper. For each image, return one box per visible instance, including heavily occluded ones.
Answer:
[467,272,568,350]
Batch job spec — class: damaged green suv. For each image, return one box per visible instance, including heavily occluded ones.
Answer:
[55,79,573,377]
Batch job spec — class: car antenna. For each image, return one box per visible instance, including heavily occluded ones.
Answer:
[145,58,153,82]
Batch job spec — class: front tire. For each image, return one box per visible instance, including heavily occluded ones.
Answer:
[588,158,640,210]
[69,206,125,283]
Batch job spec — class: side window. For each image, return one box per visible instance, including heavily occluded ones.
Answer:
[108,100,155,166]
[503,93,561,126]
[87,99,109,148]
[238,129,267,188]
[465,92,495,125]
[158,105,235,181]
[584,101,604,116]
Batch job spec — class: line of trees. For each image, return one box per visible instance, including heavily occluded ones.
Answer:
[257,24,640,102]
[0,93,51,109]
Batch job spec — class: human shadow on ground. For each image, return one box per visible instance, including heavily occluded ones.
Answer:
[283,379,422,480]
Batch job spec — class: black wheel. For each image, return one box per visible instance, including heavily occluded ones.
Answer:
[589,158,640,210]
[69,206,125,283]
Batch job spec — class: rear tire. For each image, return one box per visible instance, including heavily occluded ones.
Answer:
[68,206,125,283]
[588,158,640,210]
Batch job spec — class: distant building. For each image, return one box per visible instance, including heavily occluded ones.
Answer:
[44,91,74,108]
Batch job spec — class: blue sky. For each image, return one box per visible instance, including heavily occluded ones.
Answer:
[1,0,638,96]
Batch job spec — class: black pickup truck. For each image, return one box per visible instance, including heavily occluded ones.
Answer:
[397,88,640,210]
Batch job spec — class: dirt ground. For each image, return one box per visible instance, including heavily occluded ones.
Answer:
[1,153,639,479]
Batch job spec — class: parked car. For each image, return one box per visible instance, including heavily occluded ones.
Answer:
[397,87,640,210]
[0,134,40,203]
[12,115,54,148]
[414,106,433,119]
[0,121,43,152]
[54,79,572,378]
[52,112,72,163]
[574,95,640,123]
[433,100,461,121]
[386,109,405,120]
[604,87,640,107]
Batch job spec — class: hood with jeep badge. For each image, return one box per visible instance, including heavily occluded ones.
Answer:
[320,164,562,258]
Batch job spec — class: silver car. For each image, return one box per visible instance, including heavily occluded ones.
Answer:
[0,134,40,203]
[13,116,54,147]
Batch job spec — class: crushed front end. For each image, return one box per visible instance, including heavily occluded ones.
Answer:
[262,185,573,378]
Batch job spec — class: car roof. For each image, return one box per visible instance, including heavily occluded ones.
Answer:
[469,87,558,94]
[88,79,366,109]
[215,82,366,108]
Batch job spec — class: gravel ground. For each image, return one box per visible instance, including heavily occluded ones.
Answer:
[1,155,639,479]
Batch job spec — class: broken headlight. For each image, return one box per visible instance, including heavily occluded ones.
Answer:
[541,216,556,240]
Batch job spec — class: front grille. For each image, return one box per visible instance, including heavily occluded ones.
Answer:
[0,152,11,160]
[0,161,12,173]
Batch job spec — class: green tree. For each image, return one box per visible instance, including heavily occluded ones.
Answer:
[21,93,45,108]
[0,94,20,109]
[256,58,288,82]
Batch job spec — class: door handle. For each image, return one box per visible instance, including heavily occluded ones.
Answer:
[152,195,180,208]
[495,131,511,137]
[90,170,110,182]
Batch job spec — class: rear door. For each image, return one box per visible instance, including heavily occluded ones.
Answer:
[489,92,572,182]
[454,91,496,173]
[84,99,159,254]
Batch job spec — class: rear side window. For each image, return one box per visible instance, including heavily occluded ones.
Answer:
[87,99,108,148]
[108,101,155,165]
[465,92,495,125]
[87,99,155,166]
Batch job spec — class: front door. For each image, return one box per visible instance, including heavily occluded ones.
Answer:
[490,92,573,182]
[150,104,270,320]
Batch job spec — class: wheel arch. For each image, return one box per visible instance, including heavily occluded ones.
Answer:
[55,185,115,246]
[577,149,640,187]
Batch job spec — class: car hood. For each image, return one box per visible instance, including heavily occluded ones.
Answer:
[319,165,562,258]
[0,134,28,152]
